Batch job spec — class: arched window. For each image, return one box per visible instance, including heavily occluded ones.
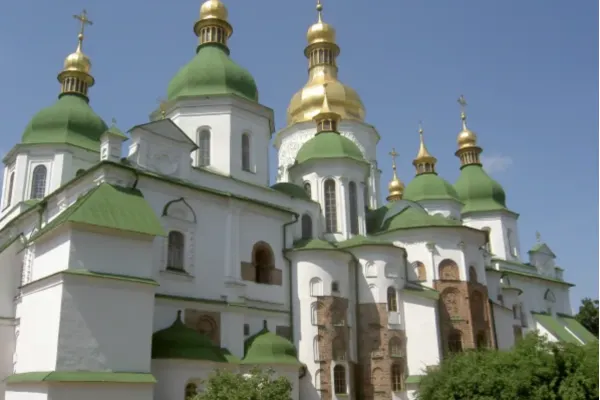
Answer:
[331,281,340,293]
[470,290,485,323]
[441,288,461,316]
[314,369,323,391]
[413,261,426,281]
[389,337,403,358]
[167,231,185,270]
[303,182,311,198]
[447,330,463,353]
[476,331,487,349]
[333,365,346,394]
[391,363,403,392]
[313,336,321,361]
[75,169,85,178]
[507,228,517,257]
[387,287,398,312]
[241,133,251,171]
[332,337,346,360]
[310,302,322,325]
[30,165,47,199]
[253,243,274,284]
[438,259,459,281]
[301,214,313,239]
[371,368,383,386]
[363,182,369,209]
[481,227,492,252]
[348,181,359,234]
[469,266,478,283]
[197,316,219,345]
[324,179,337,233]
[309,277,323,297]
[365,261,377,277]
[544,289,556,314]
[5,172,14,207]
[185,383,197,399]
[198,129,211,167]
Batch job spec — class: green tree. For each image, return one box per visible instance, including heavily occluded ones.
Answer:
[575,298,599,337]
[193,368,292,400]
[416,333,599,400]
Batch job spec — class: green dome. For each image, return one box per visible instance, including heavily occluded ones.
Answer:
[271,182,311,201]
[404,173,461,203]
[454,164,507,214]
[167,44,258,102]
[242,322,301,366]
[151,311,233,362]
[295,131,364,165]
[21,94,108,152]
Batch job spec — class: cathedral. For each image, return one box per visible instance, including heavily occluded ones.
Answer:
[0,1,594,400]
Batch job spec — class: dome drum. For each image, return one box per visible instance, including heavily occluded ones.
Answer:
[193,17,233,43]
[304,41,340,60]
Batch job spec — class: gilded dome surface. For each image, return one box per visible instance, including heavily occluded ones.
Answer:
[63,46,91,74]
[200,0,228,20]
[287,80,365,125]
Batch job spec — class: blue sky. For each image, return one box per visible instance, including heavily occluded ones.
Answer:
[0,0,597,306]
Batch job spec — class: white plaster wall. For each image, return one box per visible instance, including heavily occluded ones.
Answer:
[403,295,440,376]
[290,159,369,241]
[0,320,16,399]
[463,212,521,262]
[290,251,351,396]
[505,274,571,317]
[0,241,21,318]
[275,120,381,209]
[353,246,406,305]
[14,281,62,372]
[55,276,155,372]
[49,384,153,400]
[492,305,515,350]
[69,229,155,279]
[168,97,273,187]
[5,385,48,400]
[30,232,71,282]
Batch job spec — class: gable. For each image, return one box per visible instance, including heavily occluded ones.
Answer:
[129,119,198,152]
[529,242,556,258]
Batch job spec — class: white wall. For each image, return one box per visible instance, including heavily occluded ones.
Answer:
[403,295,440,376]
[492,305,515,350]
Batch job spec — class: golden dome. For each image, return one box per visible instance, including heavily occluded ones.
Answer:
[63,35,91,74]
[286,1,365,125]
[200,0,228,21]
[288,80,365,125]
[457,125,478,150]
[415,124,436,163]
[386,148,404,202]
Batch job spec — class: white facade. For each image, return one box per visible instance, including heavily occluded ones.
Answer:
[0,8,586,400]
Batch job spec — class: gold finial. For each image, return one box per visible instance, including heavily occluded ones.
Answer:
[316,0,323,22]
[157,98,168,119]
[413,121,437,174]
[73,10,93,51]
[536,231,542,243]
[111,117,117,127]
[195,0,232,47]
[387,148,404,202]
[455,94,481,166]
[58,9,95,98]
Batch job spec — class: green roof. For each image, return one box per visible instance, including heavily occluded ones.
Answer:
[103,122,128,140]
[289,238,337,251]
[29,183,166,242]
[367,202,460,234]
[270,182,311,201]
[152,311,235,362]
[403,282,440,301]
[454,164,508,214]
[294,131,365,165]
[528,242,556,257]
[242,321,301,366]
[21,94,108,152]
[167,43,258,102]
[336,235,398,250]
[558,314,598,344]
[404,173,461,203]
[5,371,156,384]
[532,312,582,344]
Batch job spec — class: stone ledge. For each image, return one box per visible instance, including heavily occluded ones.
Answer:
[6,371,156,384]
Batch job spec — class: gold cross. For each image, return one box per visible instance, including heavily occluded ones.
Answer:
[111,117,117,126]
[73,10,93,37]
[316,0,323,20]
[389,148,398,169]
[535,231,541,242]
[457,94,467,113]
[418,121,424,135]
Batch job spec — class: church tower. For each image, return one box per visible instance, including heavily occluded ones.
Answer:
[452,96,522,261]
[158,0,274,186]
[275,1,382,209]
[0,10,108,222]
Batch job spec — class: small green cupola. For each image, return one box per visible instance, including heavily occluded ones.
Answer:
[21,10,108,152]
[294,86,365,165]
[167,0,258,102]
[452,95,508,214]
[152,311,234,362]
[241,320,301,366]
[403,124,460,203]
